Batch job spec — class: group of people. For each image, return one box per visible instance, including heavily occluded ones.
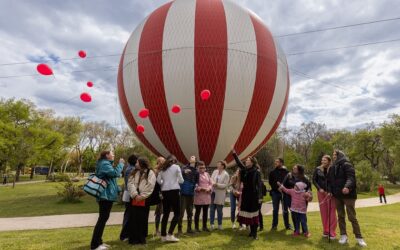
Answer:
[89,149,368,250]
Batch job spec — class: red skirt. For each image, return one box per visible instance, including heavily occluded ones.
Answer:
[237,210,259,225]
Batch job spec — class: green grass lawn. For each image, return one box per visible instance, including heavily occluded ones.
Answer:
[5,174,47,182]
[0,181,126,218]
[0,204,399,249]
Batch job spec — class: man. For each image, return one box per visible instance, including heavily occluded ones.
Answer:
[328,150,367,247]
[269,158,291,230]
[177,156,199,234]
[119,154,137,241]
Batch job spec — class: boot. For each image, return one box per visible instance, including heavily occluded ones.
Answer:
[186,221,195,234]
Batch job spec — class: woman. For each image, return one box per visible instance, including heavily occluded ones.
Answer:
[313,155,337,239]
[229,169,241,229]
[210,161,230,230]
[154,157,165,236]
[90,151,124,250]
[127,157,156,245]
[157,155,184,242]
[328,150,367,247]
[194,161,213,232]
[120,154,137,241]
[231,147,263,239]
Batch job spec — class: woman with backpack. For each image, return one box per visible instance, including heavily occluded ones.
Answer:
[157,155,184,242]
[127,157,156,245]
[90,151,124,250]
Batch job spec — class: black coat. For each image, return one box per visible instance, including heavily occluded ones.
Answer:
[268,167,289,191]
[312,166,331,192]
[233,153,262,213]
[328,158,357,199]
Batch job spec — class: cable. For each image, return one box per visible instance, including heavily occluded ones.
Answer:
[275,16,400,38]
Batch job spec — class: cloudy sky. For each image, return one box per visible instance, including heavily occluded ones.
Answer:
[1,0,399,131]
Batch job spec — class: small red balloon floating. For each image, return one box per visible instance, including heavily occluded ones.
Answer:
[36,63,53,76]
[136,124,145,133]
[138,108,149,118]
[87,81,93,87]
[200,89,211,101]
[78,50,87,58]
[80,92,92,103]
[171,105,181,114]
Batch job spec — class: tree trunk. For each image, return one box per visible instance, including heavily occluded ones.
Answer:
[15,163,23,182]
[47,158,54,178]
[30,166,35,180]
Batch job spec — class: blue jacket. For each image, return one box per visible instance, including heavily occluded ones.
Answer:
[180,164,199,196]
[95,159,123,202]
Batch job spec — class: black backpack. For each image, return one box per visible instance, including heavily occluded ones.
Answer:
[145,169,161,206]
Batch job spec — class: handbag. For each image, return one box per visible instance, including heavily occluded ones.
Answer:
[122,190,130,202]
[131,198,146,207]
[83,174,108,198]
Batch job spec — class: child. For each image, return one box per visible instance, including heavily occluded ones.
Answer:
[194,161,213,232]
[378,184,387,204]
[277,181,311,237]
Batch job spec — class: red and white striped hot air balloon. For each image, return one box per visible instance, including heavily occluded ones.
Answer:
[118,0,290,166]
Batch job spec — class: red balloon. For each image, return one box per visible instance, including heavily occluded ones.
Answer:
[87,81,94,87]
[78,50,87,58]
[138,108,149,118]
[80,92,92,103]
[136,124,145,133]
[36,64,53,76]
[171,105,181,114]
[200,89,211,101]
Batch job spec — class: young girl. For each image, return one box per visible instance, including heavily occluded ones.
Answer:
[194,161,213,232]
[277,181,311,237]
[229,169,241,229]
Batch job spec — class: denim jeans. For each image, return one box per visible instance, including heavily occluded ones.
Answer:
[230,192,237,223]
[292,212,308,234]
[271,190,290,228]
[210,193,223,225]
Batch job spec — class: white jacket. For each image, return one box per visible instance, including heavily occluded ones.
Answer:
[128,169,156,199]
[157,164,184,191]
[211,169,230,205]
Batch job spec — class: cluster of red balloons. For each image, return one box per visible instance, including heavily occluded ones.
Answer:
[135,89,211,134]
[36,50,93,103]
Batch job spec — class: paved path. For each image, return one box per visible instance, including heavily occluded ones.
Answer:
[0,180,46,187]
[1,193,399,232]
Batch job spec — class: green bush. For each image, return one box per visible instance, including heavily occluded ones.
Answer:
[355,160,381,192]
[57,180,85,202]
[49,173,70,182]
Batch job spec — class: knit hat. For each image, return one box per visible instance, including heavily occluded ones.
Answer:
[295,182,307,191]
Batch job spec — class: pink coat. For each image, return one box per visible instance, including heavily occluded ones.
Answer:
[281,186,308,214]
[194,172,213,205]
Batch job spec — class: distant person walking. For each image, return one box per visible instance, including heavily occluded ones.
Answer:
[90,151,124,250]
[378,184,387,204]
[313,155,337,239]
[328,150,367,247]
[119,154,137,241]
[157,155,184,242]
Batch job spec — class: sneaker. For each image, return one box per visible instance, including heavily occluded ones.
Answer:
[329,235,336,240]
[232,223,237,229]
[218,225,223,230]
[356,238,367,247]
[304,232,311,238]
[270,226,277,231]
[100,243,110,248]
[161,236,167,242]
[339,235,348,244]
[239,225,247,231]
[166,234,180,242]
[322,232,329,238]
[210,225,215,230]
[93,246,108,250]
[293,232,300,237]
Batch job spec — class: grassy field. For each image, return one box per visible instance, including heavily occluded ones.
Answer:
[0,204,399,249]
[0,181,126,218]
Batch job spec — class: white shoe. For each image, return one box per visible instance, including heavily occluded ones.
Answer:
[166,234,180,242]
[339,235,348,244]
[329,236,336,240]
[93,246,107,250]
[232,223,237,229]
[210,225,215,230]
[356,238,367,247]
[239,225,246,231]
[218,225,223,230]
[100,243,110,248]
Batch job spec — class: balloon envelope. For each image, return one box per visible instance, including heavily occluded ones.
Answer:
[117,0,289,166]
[78,50,87,58]
[36,64,53,76]
[80,92,92,102]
